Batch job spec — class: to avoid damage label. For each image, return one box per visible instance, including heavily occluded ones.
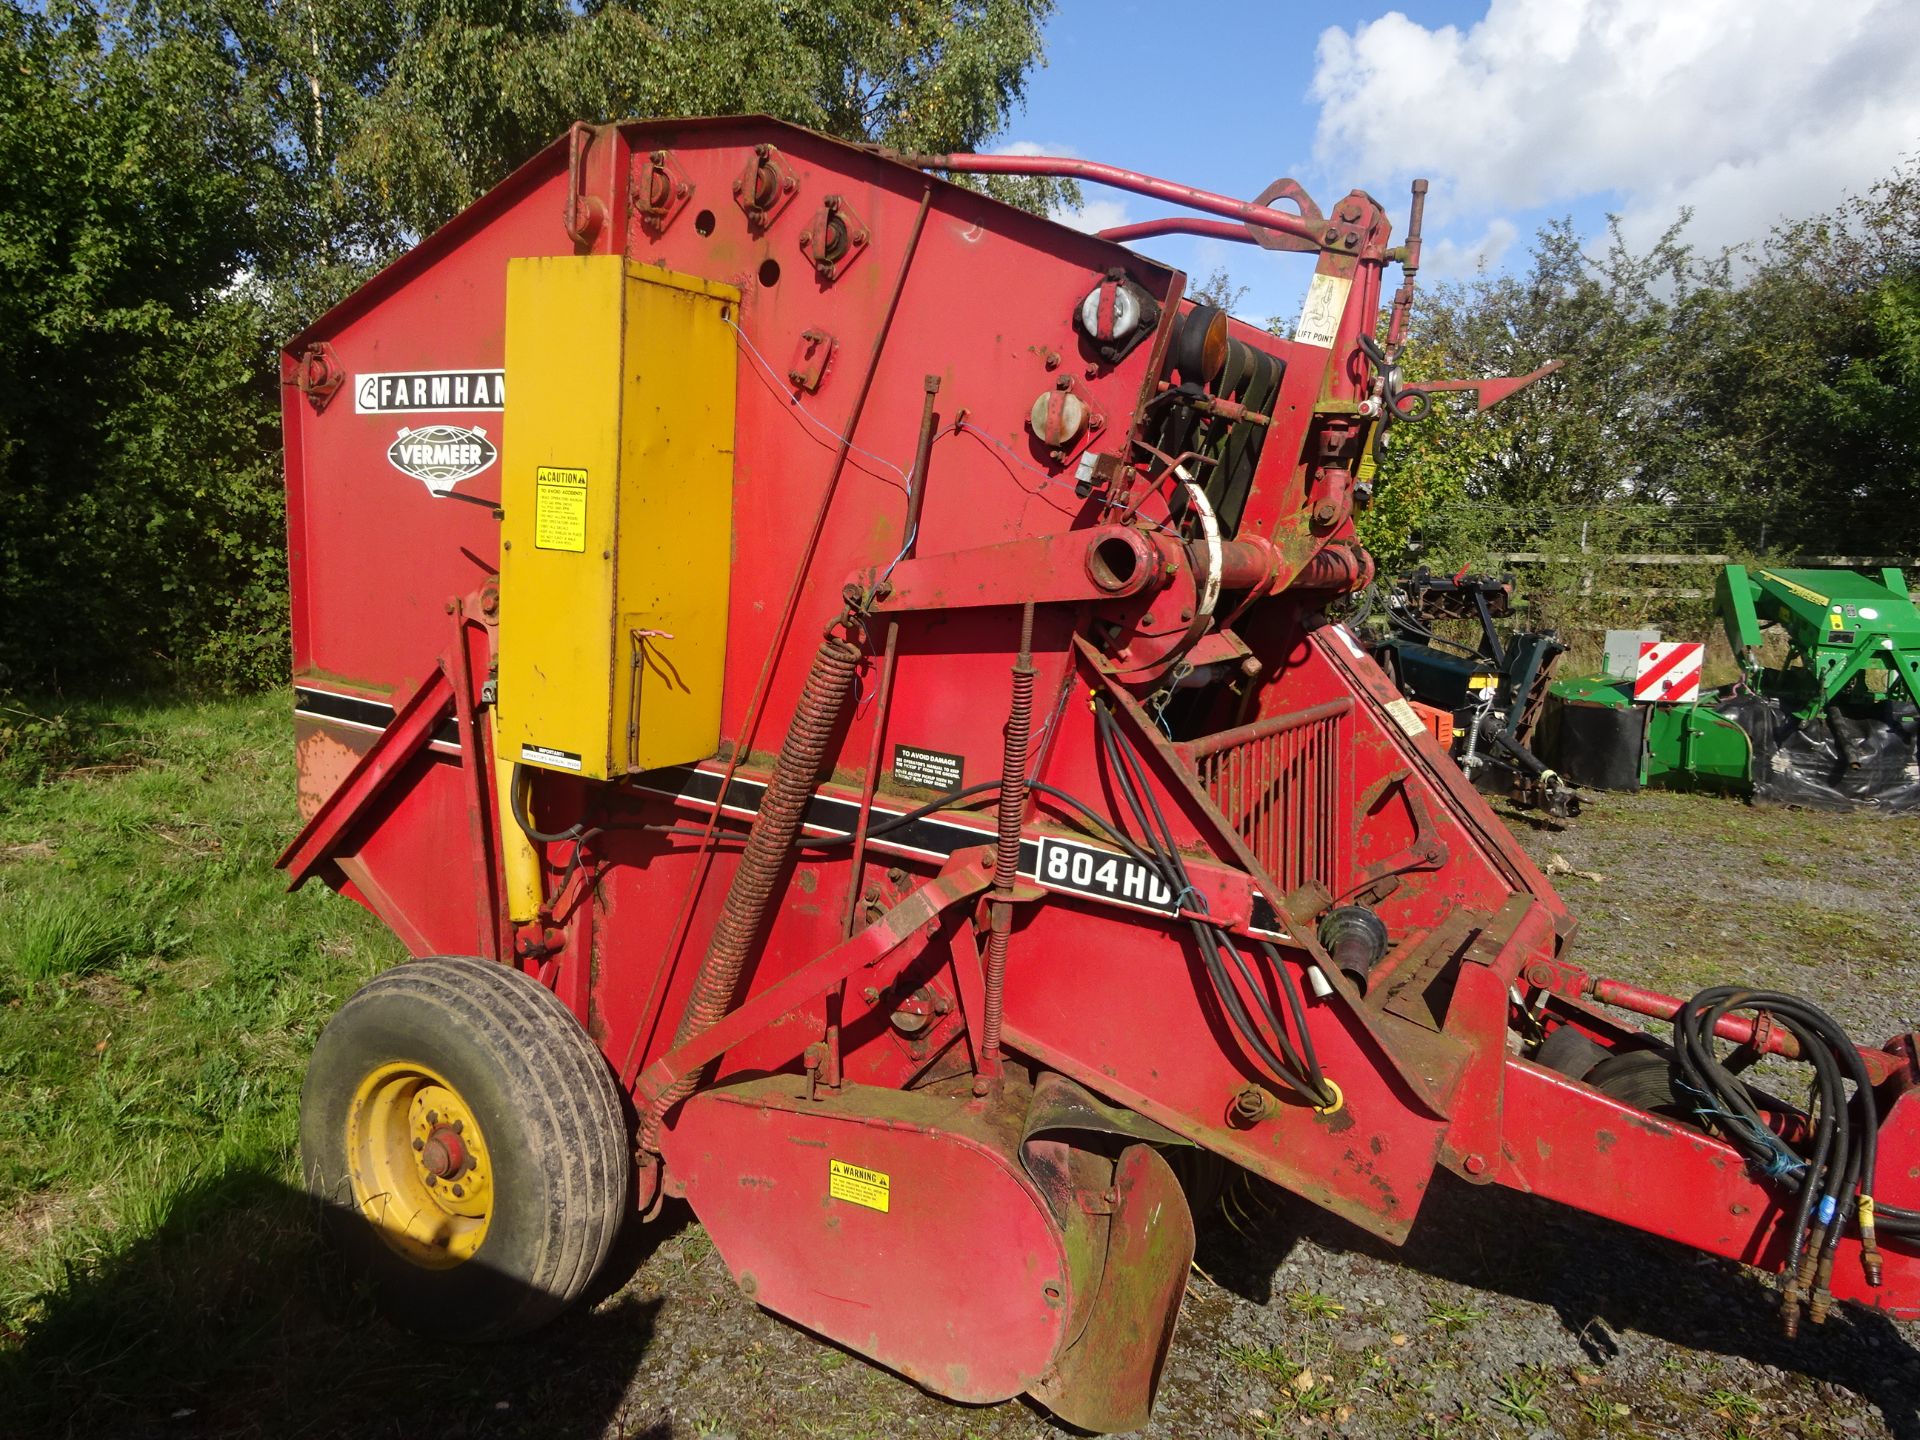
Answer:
[828,1159,890,1212]
[533,466,588,552]
[891,743,963,792]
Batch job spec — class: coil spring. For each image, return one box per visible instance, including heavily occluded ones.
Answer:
[979,609,1037,1071]
[640,635,862,1149]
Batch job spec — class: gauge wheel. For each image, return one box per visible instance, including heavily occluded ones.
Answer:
[300,955,629,1339]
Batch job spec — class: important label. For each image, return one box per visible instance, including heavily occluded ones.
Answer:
[891,743,963,792]
[519,742,583,772]
[828,1160,890,1212]
[1293,272,1353,349]
[533,466,588,552]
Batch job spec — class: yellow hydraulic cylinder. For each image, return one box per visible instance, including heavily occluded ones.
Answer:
[493,724,544,925]
[498,256,739,782]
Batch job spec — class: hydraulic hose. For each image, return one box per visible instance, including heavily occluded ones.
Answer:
[1094,701,1333,1107]
[639,634,862,1150]
[1672,985,1919,1333]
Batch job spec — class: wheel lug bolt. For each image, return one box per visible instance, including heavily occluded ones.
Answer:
[452,1185,465,1198]
[412,1139,424,1151]
[426,1111,438,1125]
[452,1120,464,1134]
[424,1174,437,1187]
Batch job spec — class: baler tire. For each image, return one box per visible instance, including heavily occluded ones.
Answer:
[300,955,629,1340]
[1584,1046,1691,1123]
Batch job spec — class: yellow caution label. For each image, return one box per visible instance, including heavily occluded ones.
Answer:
[1829,610,1844,630]
[533,466,588,552]
[1758,569,1828,607]
[828,1159,890,1212]
[1467,674,1497,691]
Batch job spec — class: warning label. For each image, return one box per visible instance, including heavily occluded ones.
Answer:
[828,1159,890,1212]
[534,467,588,552]
[891,743,963,792]
[1293,272,1353,349]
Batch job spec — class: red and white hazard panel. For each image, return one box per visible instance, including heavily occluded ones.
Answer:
[1634,641,1704,703]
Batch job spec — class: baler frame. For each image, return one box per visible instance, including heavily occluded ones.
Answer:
[278,116,1920,1429]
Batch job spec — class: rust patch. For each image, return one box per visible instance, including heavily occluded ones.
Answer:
[1535,1136,1551,1161]
[1313,1106,1357,1135]
[1595,1129,1617,1155]
[294,726,366,821]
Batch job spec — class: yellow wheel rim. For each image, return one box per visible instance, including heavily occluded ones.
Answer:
[346,1062,494,1268]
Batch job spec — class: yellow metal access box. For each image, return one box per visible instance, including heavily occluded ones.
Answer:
[498,256,738,780]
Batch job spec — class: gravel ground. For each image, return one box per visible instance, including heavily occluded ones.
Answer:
[17,786,1910,1440]
[566,788,1920,1440]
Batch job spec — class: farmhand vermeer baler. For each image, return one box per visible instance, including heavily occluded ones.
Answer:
[278,118,1920,1430]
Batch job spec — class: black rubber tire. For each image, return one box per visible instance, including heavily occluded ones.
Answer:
[1533,1025,1610,1082]
[1584,1046,1692,1123]
[300,956,629,1340]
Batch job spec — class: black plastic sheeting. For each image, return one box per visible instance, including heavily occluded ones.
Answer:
[1729,693,1920,814]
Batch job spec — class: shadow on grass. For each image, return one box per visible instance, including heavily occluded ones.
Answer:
[0,1166,672,1440]
[1197,1169,1920,1439]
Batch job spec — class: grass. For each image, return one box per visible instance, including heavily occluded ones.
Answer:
[0,693,409,1425]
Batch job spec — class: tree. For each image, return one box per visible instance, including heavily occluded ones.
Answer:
[0,0,1065,690]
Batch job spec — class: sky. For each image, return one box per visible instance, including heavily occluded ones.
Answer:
[1005,0,1920,327]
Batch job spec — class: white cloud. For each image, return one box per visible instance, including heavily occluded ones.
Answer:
[1420,217,1518,280]
[1055,197,1134,234]
[1310,0,1920,256]
[991,139,1069,159]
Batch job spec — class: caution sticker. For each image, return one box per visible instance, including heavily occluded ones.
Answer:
[828,1159,890,1212]
[534,466,588,552]
[1385,696,1429,739]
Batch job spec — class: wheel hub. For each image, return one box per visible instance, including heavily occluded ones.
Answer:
[346,1064,494,1267]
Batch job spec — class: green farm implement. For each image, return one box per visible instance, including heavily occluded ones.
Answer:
[1538,565,1920,811]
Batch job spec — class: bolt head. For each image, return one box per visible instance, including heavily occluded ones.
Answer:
[1463,1153,1488,1175]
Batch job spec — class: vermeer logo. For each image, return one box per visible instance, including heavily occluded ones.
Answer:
[355,369,504,413]
[388,424,498,494]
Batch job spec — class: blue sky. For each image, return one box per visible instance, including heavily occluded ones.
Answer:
[1003,0,1920,327]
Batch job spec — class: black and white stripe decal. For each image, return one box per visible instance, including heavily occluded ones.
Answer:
[290,688,1284,936]
[630,765,1286,936]
[293,686,461,751]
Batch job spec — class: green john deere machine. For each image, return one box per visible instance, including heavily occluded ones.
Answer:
[1537,565,1920,812]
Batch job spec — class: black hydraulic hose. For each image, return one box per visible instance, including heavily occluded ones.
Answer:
[1672,984,1914,1332]
[510,762,595,844]
[1095,701,1332,1105]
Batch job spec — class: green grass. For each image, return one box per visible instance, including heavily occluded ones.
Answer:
[0,693,408,1423]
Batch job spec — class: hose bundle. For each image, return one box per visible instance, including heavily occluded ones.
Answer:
[1093,701,1335,1109]
[1673,986,1920,1332]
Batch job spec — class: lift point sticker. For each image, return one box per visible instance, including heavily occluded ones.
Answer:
[828,1160,890,1212]
[533,466,588,552]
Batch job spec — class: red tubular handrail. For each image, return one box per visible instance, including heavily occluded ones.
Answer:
[1589,976,1904,1085]
[1095,216,1263,247]
[892,151,1324,247]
